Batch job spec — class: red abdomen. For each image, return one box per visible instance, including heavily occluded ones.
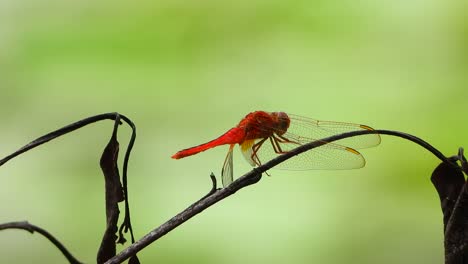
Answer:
[172,127,245,159]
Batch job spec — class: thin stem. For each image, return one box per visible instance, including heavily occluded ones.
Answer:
[375,130,450,164]
[0,113,120,167]
[117,114,137,244]
[104,170,262,264]
[0,221,83,264]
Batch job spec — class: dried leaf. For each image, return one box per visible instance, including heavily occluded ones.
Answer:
[431,161,468,263]
[97,118,124,264]
[431,162,465,230]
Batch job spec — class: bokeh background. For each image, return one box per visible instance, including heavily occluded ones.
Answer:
[1,0,467,263]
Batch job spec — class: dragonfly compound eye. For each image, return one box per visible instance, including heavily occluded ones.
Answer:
[273,112,290,135]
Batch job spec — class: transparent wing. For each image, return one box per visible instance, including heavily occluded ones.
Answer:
[221,145,235,187]
[242,137,366,170]
[286,114,381,149]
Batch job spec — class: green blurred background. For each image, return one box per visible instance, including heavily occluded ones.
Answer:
[1,0,467,263]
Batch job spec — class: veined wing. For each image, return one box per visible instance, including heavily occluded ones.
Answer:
[241,136,366,170]
[221,144,235,187]
[286,114,381,149]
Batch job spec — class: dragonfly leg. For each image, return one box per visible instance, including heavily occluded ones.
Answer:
[276,134,300,145]
[252,138,272,176]
[271,134,302,155]
[251,138,267,167]
[270,135,290,154]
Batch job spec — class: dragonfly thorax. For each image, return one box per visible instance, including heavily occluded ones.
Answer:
[239,111,291,140]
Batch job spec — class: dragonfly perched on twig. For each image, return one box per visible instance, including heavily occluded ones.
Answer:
[172,111,381,187]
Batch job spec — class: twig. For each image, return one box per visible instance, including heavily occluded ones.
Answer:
[105,171,262,264]
[0,113,119,167]
[105,129,461,263]
[118,115,138,245]
[0,221,83,264]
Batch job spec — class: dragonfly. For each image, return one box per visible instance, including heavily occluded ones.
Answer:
[172,111,381,187]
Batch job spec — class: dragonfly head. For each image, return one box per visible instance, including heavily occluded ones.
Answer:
[271,111,290,135]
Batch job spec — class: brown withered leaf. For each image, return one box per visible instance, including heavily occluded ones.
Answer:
[431,162,465,230]
[431,161,468,263]
[97,117,124,264]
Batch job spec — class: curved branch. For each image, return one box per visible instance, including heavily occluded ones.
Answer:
[255,129,455,175]
[104,171,262,264]
[117,115,137,244]
[0,113,121,167]
[0,221,83,264]
[105,129,461,263]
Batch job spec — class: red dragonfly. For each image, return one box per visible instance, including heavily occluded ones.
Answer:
[172,111,381,187]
